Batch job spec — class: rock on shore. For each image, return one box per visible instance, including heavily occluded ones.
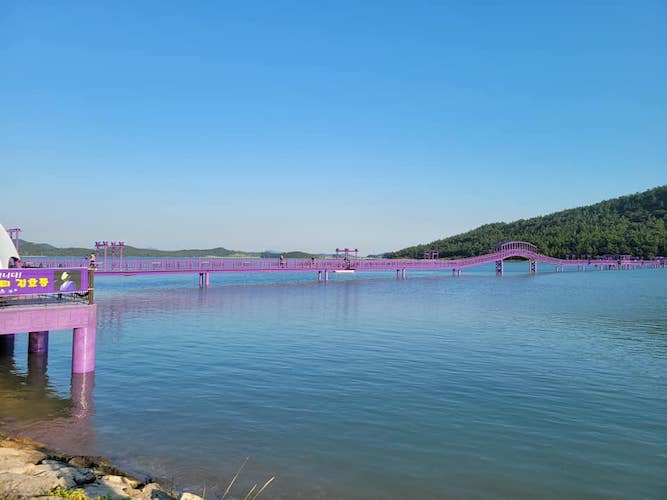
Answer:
[0,432,201,500]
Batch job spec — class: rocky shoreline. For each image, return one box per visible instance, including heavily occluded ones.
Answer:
[0,431,200,500]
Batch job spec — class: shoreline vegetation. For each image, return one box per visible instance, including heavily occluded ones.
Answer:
[385,185,667,259]
[0,429,273,500]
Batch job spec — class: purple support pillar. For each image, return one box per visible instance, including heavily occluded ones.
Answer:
[28,331,49,354]
[324,270,329,282]
[402,269,406,279]
[72,326,96,374]
[0,334,15,357]
[205,272,210,287]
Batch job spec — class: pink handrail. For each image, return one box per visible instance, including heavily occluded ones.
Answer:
[21,245,665,276]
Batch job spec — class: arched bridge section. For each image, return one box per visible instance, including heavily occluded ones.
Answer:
[495,241,538,253]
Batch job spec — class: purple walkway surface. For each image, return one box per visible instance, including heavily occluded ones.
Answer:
[23,247,665,276]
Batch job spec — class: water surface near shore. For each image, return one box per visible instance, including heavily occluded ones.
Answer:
[2,263,666,498]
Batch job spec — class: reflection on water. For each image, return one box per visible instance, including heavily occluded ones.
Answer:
[0,345,96,454]
[2,267,666,499]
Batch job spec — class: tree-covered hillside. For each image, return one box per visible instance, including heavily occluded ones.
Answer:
[385,186,667,259]
[17,241,314,259]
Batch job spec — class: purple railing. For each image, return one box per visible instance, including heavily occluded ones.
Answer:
[21,247,666,276]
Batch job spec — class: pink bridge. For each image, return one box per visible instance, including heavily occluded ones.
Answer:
[23,241,667,285]
[4,241,665,375]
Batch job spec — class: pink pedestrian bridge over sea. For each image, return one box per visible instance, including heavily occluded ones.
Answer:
[22,240,667,285]
[2,232,666,378]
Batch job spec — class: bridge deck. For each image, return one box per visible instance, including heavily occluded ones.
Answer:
[22,249,665,276]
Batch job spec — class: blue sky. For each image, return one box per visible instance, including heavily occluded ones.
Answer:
[2,1,665,254]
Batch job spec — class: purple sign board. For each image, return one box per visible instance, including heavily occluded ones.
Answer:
[0,268,89,297]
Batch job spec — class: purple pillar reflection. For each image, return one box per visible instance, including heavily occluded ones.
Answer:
[27,353,48,387]
[28,331,49,354]
[71,372,95,418]
[72,326,96,373]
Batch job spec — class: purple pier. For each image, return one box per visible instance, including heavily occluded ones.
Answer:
[0,304,97,373]
[20,241,667,283]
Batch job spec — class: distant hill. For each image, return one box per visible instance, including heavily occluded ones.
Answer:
[18,241,315,259]
[385,185,667,259]
[18,241,93,257]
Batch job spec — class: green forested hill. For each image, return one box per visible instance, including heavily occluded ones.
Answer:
[17,241,239,257]
[385,186,667,259]
[18,241,314,258]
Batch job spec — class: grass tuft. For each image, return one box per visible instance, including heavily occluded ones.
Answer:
[49,487,127,500]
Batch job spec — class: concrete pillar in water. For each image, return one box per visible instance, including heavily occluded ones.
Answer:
[495,260,504,276]
[0,334,15,357]
[317,270,322,282]
[28,331,49,354]
[324,270,329,282]
[72,326,96,374]
[402,269,406,279]
[205,272,210,287]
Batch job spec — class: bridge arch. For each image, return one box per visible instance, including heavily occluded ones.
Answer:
[494,241,538,253]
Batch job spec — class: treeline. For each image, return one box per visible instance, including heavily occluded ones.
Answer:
[385,185,667,259]
[18,241,315,259]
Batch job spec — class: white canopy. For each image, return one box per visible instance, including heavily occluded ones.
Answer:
[0,223,20,269]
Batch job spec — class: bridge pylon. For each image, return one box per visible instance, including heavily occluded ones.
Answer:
[495,260,503,276]
[529,260,537,273]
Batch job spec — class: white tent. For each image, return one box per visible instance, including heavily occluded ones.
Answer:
[0,223,20,269]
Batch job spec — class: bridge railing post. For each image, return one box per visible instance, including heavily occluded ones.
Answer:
[88,265,95,305]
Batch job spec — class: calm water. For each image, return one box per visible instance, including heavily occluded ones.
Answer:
[2,264,666,499]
